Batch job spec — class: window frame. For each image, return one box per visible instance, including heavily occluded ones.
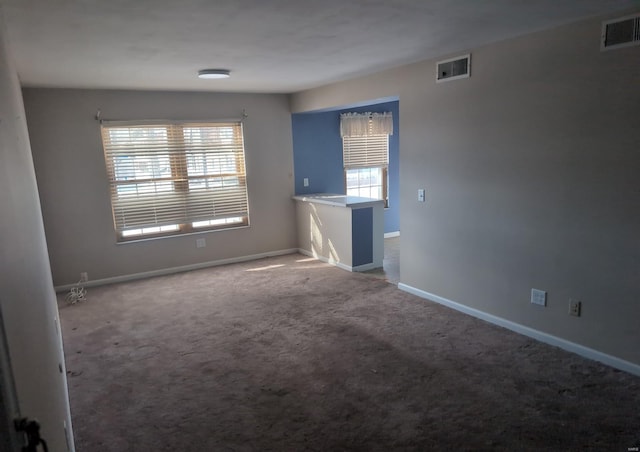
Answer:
[101,120,250,242]
[344,166,389,208]
[342,133,390,208]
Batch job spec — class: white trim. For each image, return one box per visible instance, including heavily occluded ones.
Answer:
[293,193,384,209]
[336,262,354,272]
[352,262,379,272]
[0,307,23,450]
[115,224,250,245]
[384,231,400,238]
[297,248,380,273]
[298,248,354,271]
[398,283,640,377]
[55,248,299,292]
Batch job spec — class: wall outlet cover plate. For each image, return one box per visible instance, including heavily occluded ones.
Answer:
[531,288,547,306]
[569,299,581,317]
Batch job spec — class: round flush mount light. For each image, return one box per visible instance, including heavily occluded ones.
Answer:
[198,69,231,79]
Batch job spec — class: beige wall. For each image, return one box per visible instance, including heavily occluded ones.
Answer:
[24,89,297,286]
[291,11,640,365]
[296,201,353,267]
[0,9,74,451]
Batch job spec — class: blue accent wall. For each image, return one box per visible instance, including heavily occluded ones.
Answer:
[291,111,343,195]
[292,100,400,233]
[352,208,373,266]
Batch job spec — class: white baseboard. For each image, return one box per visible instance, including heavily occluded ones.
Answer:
[55,248,299,292]
[352,262,381,272]
[297,248,315,259]
[298,248,353,271]
[297,248,380,273]
[398,283,640,377]
[384,231,400,238]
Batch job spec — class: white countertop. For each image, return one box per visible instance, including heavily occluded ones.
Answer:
[293,193,385,208]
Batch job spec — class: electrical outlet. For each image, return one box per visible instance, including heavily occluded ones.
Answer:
[196,238,206,248]
[569,299,581,317]
[80,272,88,282]
[530,288,546,306]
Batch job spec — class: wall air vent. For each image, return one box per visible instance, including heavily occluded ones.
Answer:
[436,54,470,83]
[601,14,640,51]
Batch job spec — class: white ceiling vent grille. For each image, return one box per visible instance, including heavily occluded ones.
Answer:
[436,54,470,83]
[601,14,640,51]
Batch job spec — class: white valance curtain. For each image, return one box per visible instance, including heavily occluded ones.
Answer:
[340,112,393,137]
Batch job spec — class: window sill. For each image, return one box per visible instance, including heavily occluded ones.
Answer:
[115,224,250,245]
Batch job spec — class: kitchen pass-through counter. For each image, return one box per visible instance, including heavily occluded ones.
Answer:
[293,193,384,272]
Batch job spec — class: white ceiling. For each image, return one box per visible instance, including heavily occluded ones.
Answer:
[1,0,636,93]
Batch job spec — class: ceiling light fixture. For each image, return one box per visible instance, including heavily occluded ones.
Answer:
[198,69,231,79]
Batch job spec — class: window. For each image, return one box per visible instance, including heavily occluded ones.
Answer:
[343,134,389,207]
[345,166,387,200]
[101,121,249,241]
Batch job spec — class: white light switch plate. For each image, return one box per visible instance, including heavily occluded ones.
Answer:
[303,178,309,187]
[418,189,425,202]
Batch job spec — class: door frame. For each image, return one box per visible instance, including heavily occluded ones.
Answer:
[0,303,22,451]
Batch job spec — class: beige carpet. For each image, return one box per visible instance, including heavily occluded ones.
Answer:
[59,253,640,451]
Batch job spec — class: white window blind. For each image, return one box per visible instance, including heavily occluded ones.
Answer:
[342,134,389,169]
[101,121,249,240]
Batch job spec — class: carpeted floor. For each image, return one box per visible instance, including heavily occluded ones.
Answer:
[59,253,640,451]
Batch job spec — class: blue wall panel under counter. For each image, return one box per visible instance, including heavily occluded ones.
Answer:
[352,208,373,266]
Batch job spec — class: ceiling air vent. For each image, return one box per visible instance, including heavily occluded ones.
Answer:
[436,54,470,83]
[601,14,640,51]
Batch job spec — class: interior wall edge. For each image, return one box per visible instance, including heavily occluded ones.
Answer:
[0,8,75,451]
